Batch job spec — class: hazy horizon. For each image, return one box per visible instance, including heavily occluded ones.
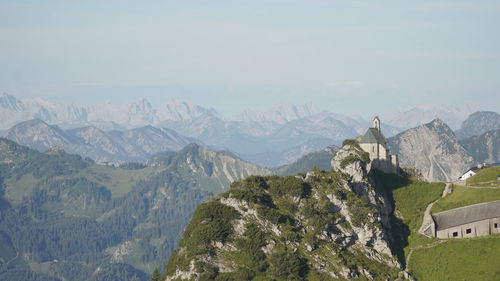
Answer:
[1,0,499,118]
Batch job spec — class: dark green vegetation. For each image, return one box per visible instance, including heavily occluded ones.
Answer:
[409,235,500,281]
[339,139,370,167]
[432,184,500,213]
[0,138,268,281]
[163,171,405,280]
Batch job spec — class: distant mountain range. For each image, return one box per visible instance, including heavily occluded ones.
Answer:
[3,119,197,163]
[380,104,477,130]
[1,93,498,173]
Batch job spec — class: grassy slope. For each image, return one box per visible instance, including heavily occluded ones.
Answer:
[402,168,500,280]
[4,165,159,205]
[466,166,500,187]
[372,170,444,263]
[432,185,500,213]
[78,165,159,198]
[409,235,500,281]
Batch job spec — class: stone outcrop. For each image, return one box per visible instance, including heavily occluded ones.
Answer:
[164,141,411,280]
[460,129,500,164]
[388,119,474,182]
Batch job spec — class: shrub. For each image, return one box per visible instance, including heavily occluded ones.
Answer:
[340,155,359,169]
[180,201,240,253]
[342,139,358,147]
[257,206,283,224]
[268,176,306,198]
[268,247,308,280]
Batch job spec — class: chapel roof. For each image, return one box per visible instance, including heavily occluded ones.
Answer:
[360,128,387,148]
[432,200,500,231]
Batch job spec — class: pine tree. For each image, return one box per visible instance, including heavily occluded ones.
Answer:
[150,267,161,281]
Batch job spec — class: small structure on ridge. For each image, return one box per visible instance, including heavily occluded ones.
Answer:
[359,116,399,174]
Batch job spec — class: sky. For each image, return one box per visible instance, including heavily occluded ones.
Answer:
[1,0,499,118]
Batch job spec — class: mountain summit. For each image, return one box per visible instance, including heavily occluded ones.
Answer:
[388,119,473,182]
[161,141,408,280]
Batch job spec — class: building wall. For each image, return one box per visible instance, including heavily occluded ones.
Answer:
[491,218,500,234]
[360,143,377,159]
[460,171,476,180]
[436,217,500,238]
[391,155,399,172]
[378,144,388,159]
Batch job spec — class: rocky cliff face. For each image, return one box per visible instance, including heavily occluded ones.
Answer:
[460,129,500,164]
[388,119,473,182]
[455,111,500,140]
[162,142,409,280]
[149,143,273,193]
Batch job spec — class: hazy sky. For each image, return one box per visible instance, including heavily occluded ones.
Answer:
[1,0,499,117]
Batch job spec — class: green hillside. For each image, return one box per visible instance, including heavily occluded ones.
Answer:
[163,171,405,280]
[0,138,270,281]
[408,168,500,280]
[371,170,444,263]
[409,235,500,281]
[432,185,500,213]
[466,166,500,187]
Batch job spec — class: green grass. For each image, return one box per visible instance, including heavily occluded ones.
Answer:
[432,185,500,213]
[78,164,158,198]
[409,235,500,281]
[466,166,500,187]
[392,181,444,231]
[372,170,445,265]
[4,173,37,205]
[391,180,444,260]
[3,165,159,207]
[467,166,500,184]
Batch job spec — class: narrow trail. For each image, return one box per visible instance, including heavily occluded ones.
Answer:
[418,183,450,234]
[409,183,451,266]
[452,180,499,189]
[5,248,19,266]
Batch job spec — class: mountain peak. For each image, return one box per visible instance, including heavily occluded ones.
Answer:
[455,111,500,139]
[388,119,473,182]
[234,102,323,123]
[163,156,402,280]
[0,93,24,111]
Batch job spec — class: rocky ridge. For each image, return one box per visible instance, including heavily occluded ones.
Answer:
[460,129,500,164]
[388,119,474,182]
[455,111,500,140]
[162,141,410,280]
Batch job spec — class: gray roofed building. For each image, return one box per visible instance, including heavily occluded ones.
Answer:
[433,200,500,230]
[358,116,399,174]
[428,200,500,238]
[360,128,387,148]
